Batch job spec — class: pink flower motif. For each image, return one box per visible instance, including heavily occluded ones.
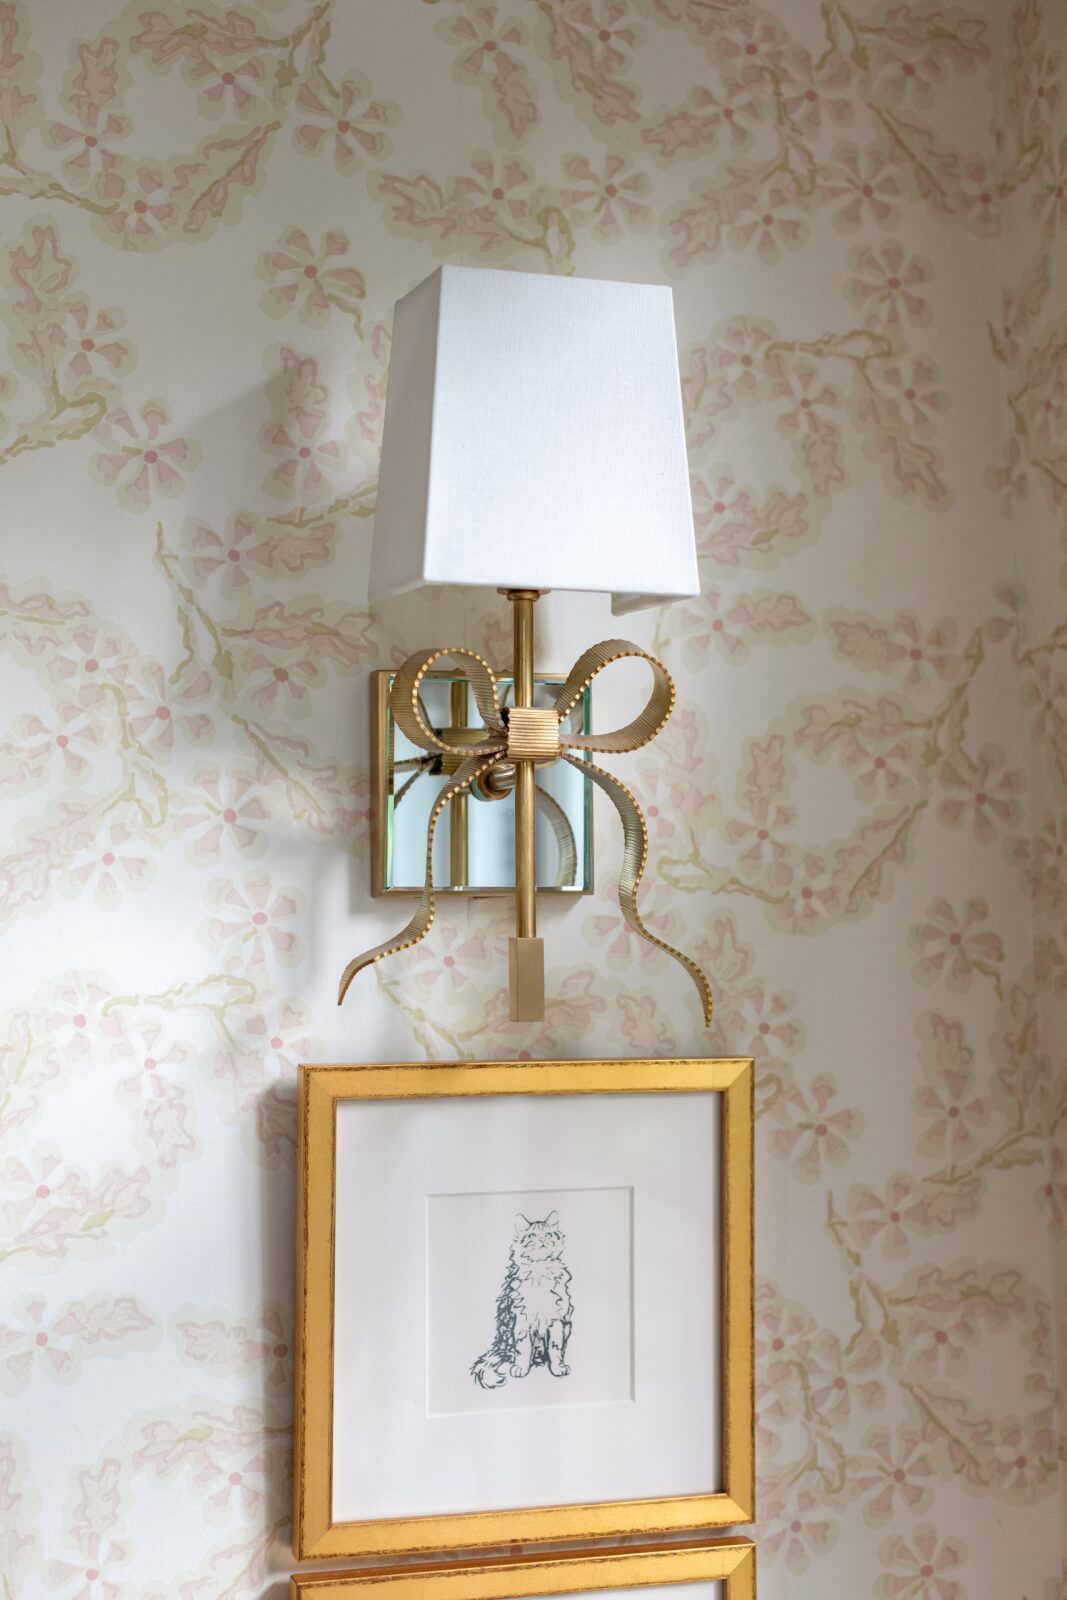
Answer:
[855,739,914,797]
[561,152,652,240]
[873,355,947,430]
[958,160,997,232]
[124,659,213,754]
[901,1304,973,1378]
[691,473,807,569]
[11,703,103,782]
[1033,136,1067,228]
[845,241,931,330]
[716,14,787,78]
[755,1280,816,1382]
[444,3,527,77]
[806,1328,884,1427]
[937,744,1024,842]
[197,57,264,118]
[177,1304,292,1388]
[457,151,534,222]
[571,0,637,57]
[707,315,781,401]
[723,738,796,890]
[821,144,901,231]
[293,71,397,171]
[45,98,128,193]
[260,226,366,328]
[785,854,841,929]
[733,982,802,1060]
[182,511,336,595]
[732,179,807,263]
[259,350,344,503]
[759,1484,837,1573]
[768,1072,861,1181]
[847,1172,936,1257]
[1021,39,1061,125]
[60,301,131,385]
[874,43,945,108]
[101,166,178,243]
[588,880,677,968]
[0,1298,78,1387]
[773,357,841,443]
[779,45,852,134]
[206,1447,270,1515]
[853,1425,936,1525]
[913,1010,989,1159]
[1022,653,1067,745]
[206,874,302,969]
[643,80,762,156]
[38,975,111,1062]
[1036,1145,1067,1236]
[891,610,959,688]
[1,1152,84,1224]
[992,1414,1057,1500]
[876,1524,966,1600]
[46,1459,132,1597]
[114,1018,195,1168]
[241,650,313,714]
[179,765,269,863]
[910,896,1004,989]
[212,1002,319,1150]
[47,625,129,704]
[91,400,200,511]
[135,1402,284,1527]
[408,921,488,996]
[68,819,154,909]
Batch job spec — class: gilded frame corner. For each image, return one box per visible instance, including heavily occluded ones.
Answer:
[293,1058,754,1562]
[289,1537,756,1599]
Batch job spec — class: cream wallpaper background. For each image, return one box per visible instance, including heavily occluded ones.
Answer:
[1,0,1065,1595]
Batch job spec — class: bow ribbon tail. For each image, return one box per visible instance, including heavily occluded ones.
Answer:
[534,782,578,888]
[561,753,713,1026]
[338,754,500,1004]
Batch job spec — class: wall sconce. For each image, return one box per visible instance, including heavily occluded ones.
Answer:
[341,265,711,1026]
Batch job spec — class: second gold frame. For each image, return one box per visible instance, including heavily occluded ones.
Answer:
[291,1536,756,1598]
[294,1058,753,1561]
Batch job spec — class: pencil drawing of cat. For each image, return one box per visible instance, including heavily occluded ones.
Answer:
[470,1211,573,1389]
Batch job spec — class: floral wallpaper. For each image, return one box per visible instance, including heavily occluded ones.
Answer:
[0,0,1065,1596]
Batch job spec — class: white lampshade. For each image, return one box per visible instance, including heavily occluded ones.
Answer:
[369,265,699,614]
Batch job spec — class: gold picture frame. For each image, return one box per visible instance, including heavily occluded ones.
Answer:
[294,1058,753,1562]
[290,1536,756,1599]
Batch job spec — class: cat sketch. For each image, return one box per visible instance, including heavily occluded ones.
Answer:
[470,1211,573,1390]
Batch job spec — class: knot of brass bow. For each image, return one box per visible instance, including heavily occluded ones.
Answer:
[338,638,713,1024]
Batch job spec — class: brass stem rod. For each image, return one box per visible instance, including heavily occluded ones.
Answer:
[510,590,537,939]
[448,678,469,888]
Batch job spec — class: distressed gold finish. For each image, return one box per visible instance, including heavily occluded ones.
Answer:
[508,934,545,1020]
[448,679,469,886]
[343,628,714,1024]
[508,590,540,1016]
[293,1058,753,1562]
[289,1536,756,1599]
[506,704,561,763]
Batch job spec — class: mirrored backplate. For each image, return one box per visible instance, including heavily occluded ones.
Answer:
[371,670,593,896]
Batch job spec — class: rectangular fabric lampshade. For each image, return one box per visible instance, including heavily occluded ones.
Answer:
[369,264,699,614]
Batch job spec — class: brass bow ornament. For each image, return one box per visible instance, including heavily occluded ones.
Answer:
[339,639,713,1024]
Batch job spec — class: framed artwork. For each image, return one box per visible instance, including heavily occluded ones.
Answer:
[290,1537,756,1599]
[293,1058,753,1561]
